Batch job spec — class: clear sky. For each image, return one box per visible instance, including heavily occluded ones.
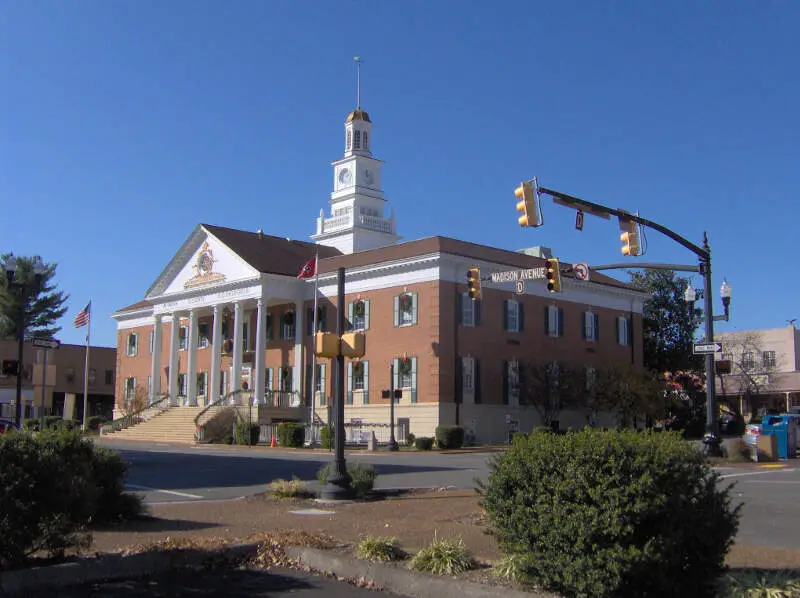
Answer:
[2,0,797,348]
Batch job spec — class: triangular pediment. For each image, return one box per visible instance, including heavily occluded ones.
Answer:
[145,225,260,299]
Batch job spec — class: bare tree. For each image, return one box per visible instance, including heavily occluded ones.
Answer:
[718,332,780,416]
[593,362,664,428]
[520,361,582,428]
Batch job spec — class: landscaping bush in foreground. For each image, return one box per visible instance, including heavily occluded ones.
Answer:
[320,425,334,449]
[277,422,305,447]
[234,423,260,445]
[478,429,741,598]
[316,461,377,497]
[435,425,464,450]
[414,436,434,451]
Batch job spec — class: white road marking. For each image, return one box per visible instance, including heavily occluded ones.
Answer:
[719,468,796,480]
[126,484,204,499]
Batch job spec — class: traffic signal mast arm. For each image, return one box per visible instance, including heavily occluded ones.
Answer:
[536,185,709,261]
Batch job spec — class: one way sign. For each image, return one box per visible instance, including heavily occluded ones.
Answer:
[693,343,722,355]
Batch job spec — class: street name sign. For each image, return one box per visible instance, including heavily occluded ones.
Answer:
[693,343,722,355]
[490,267,546,284]
[32,338,61,350]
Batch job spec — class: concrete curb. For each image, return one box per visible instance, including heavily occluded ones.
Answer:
[284,546,558,598]
[0,542,261,596]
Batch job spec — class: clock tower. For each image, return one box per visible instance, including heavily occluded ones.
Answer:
[312,64,400,254]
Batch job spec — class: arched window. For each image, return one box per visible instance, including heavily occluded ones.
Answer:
[363,131,369,150]
[354,130,361,149]
[346,130,352,150]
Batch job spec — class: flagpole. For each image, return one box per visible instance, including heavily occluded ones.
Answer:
[309,248,320,444]
[81,301,91,431]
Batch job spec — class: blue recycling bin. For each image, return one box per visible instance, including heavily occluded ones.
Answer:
[760,415,798,459]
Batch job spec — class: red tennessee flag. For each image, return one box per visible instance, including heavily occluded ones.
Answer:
[297,257,317,279]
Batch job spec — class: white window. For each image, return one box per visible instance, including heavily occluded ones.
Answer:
[363,131,369,150]
[316,363,327,392]
[394,293,418,327]
[462,357,474,391]
[179,326,188,350]
[506,360,520,407]
[149,331,154,354]
[763,351,776,368]
[265,368,273,391]
[505,300,521,332]
[124,377,136,400]
[197,372,207,397]
[178,374,187,397]
[352,361,365,390]
[354,130,361,149]
[393,357,417,402]
[547,305,561,337]
[199,323,209,348]
[348,300,370,331]
[126,333,138,357]
[242,321,250,351]
[584,311,599,342]
[617,316,630,346]
[346,130,352,150]
[742,351,755,369]
[461,292,476,326]
[281,312,295,340]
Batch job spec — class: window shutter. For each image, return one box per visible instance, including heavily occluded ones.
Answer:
[502,361,509,405]
[393,296,400,327]
[544,306,550,336]
[456,356,463,403]
[347,362,353,404]
[503,300,509,331]
[149,331,154,354]
[582,312,588,339]
[393,358,400,390]
[347,302,354,332]
[411,357,418,403]
[457,292,463,325]
[558,308,564,337]
[475,297,481,326]
[517,363,526,404]
[364,300,370,330]
[363,361,369,404]
[594,313,600,341]
[519,303,525,332]
[474,359,481,404]
[617,316,623,344]
[411,293,418,325]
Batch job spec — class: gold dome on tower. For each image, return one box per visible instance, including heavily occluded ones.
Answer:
[345,108,371,123]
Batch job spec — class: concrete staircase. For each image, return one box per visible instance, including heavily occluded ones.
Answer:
[106,406,205,444]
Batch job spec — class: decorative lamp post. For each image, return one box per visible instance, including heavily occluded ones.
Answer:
[720,279,732,321]
[3,255,46,429]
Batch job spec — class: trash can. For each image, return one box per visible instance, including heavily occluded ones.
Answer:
[760,415,797,459]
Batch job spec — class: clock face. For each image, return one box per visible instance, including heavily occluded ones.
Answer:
[363,169,373,184]
[338,168,352,187]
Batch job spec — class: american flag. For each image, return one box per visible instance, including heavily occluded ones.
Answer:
[73,302,91,328]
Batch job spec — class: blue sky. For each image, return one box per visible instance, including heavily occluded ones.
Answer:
[2,0,797,348]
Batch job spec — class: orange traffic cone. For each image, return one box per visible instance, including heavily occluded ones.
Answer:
[270,435,276,448]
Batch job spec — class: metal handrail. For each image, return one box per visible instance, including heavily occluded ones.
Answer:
[105,394,170,433]
[193,389,245,430]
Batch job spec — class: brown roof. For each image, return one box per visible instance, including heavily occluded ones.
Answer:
[115,299,152,314]
[317,235,635,291]
[202,224,342,276]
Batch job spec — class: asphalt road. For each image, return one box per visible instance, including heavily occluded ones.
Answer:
[98,439,800,550]
[24,567,407,597]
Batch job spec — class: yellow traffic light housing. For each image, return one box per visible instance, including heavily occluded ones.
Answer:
[545,258,562,293]
[315,332,340,358]
[466,267,481,300]
[619,218,641,256]
[341,332,366,359]
[515,180,541,227]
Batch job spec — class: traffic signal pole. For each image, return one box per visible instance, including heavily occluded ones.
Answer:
[535,185,722,456]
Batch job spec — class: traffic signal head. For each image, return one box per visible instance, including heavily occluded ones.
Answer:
[545,258,562,293]
[515,181,540,227]
[466,267,481,300]
[619,218,640,256]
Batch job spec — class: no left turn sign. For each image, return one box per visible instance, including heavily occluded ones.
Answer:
[574,263,590,281]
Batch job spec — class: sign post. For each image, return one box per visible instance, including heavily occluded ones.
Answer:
[32,339,60,431]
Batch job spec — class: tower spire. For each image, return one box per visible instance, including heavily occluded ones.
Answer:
[354,56,362,108]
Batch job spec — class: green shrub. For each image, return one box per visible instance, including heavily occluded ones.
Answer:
[22,418,40,431]
[720,568,800,597]
[435,425,464,450]
[478,429,741,598]
[316,461,377,497]
[493,552,534,584]
[409,534,474,576]
[356,536,406,562]
[0,429,144,568]
[321,425,334,450]
[414,436,434,451]
[406,432,415,446]
[234,423,260,445]
[268,478,314,499]
[87,416,108,431]
[277,422,305,448]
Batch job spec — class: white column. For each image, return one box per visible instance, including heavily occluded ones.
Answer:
[168,314,180,406]
[186,309,198,406]
[254,297,267,405]
[209,305,222,404]
[232,301,243,398]
[150,316,162,404]
[293,301,304,400]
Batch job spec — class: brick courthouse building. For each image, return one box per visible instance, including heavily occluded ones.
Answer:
[112,104,646,444]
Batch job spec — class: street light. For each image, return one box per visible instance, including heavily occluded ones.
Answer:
[3,254,46,429]
[720,279,732,321]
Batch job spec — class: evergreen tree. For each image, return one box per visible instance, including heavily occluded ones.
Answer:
[0,254,69,339]
[628,268,701,373]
